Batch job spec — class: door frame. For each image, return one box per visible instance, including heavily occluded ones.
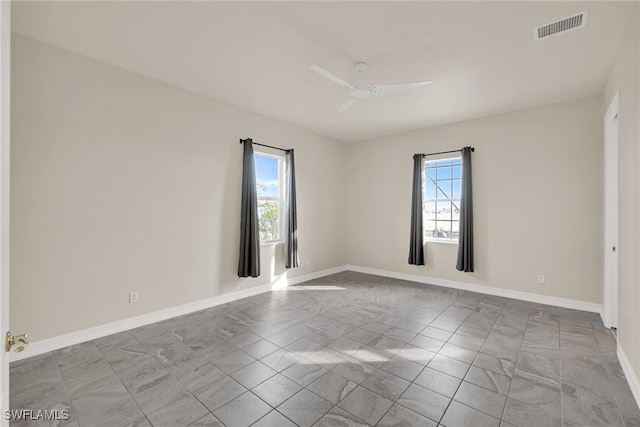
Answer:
[0,0,10,423]
[603,90,620,329]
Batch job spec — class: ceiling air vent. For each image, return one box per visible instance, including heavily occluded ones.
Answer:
[534,10,589,41]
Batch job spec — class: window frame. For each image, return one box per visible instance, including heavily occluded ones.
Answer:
[254,150,286,244]
[423,155,462,244]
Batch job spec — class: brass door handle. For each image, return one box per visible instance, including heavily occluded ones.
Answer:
[5,332,29,353]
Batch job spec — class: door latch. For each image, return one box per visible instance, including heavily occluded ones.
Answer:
[5,331,29,353]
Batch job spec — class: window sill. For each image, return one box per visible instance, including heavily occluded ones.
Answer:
[425,239,458,245]
[260,241,283,247]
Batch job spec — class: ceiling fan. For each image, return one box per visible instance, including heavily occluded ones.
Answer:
[310,62,433,112]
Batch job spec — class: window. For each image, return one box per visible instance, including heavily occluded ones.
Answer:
[424,157,462,242]
[254,152,285,242]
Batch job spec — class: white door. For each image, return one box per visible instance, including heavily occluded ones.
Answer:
[0,1,10,424]
[603,90,620,329]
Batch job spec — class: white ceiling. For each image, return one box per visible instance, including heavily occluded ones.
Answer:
[12,1,634,143]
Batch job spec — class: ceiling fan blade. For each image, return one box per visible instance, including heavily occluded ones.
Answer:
[338,98,358,112]
[371,80,433,98]
[310,65,354,89]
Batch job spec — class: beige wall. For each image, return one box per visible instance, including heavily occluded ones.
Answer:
[10,35,347,342]
[603,4,640,381]
[347,96,603,303]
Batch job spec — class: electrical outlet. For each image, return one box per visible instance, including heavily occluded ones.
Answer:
[381,255,386,263]
[129,291,139,303]
[537,275,545,284]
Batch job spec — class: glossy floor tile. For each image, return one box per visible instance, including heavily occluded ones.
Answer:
[10,271,640,426]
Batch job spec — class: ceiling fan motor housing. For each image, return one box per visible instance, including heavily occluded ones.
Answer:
[352,63,370,97]
[352,83,371,99]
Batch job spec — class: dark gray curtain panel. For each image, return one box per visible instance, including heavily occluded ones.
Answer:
[456,146,474,272]
[408,154,425,265]
[285,149,299,269]
[238,141,260,278]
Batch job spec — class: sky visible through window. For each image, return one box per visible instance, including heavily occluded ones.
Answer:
[255,154,279,197]
[426,159,462,199]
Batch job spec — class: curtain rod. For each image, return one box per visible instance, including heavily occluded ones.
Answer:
[239,138,290,153]
[419,147,475,157]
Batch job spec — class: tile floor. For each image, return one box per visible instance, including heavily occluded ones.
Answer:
[10,271,640,426]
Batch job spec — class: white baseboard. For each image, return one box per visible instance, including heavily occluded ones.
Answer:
[13,263,604,363]
[345,264,602,314]
[10,265,348,363]
[618,343,640,409]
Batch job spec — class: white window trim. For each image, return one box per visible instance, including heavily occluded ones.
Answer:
[255,150,286,244]
[423,155,461,245]
[425,238,459,245]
